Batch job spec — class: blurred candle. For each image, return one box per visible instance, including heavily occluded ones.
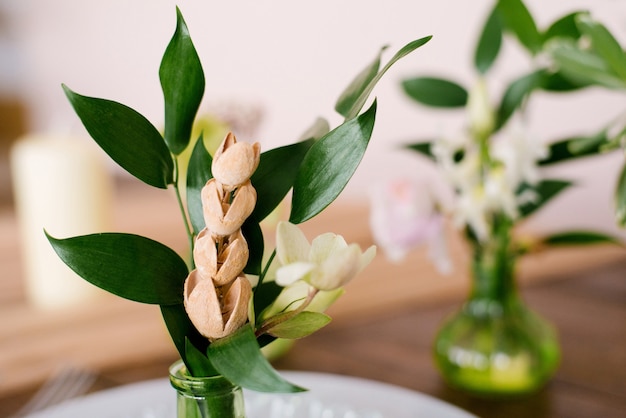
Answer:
[10,134,112,309]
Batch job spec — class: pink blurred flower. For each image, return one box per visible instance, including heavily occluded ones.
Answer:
[369,177,452,274]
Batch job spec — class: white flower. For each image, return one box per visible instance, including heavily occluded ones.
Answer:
[467,78,495,140]
[454,185,490,241]
[274,221,375,291]
[369,177,452,274]
[484,167,519,219]
[492,118,548,189]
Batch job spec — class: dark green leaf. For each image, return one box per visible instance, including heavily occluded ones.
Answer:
[404,141,435,160]
[543,12,585,44]
[541,71,590,92]
[474,5,503,74]
[289,100,377,224]
[335,46,385,118]
[267,311,331,339]
[242,219,264,276]
[186,134,213,234]
[496,70,545,130]
[576,14,626,81]
[402,76,468,108]
[341,36,432,119]
[62,85,173,188]
[519,180,572,218]
[159,7,205,155]
[251,139,315,222]
[540,230,621,246]
[184,338,219,377]
[161,304,209,373]
[615,164,626,226]
[47,232,188,304]
[208,324,305,392]
[496,0,542,54]
[539,130,608,165]
[253,281,284,322]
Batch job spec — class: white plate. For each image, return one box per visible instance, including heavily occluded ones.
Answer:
[26,371,476,418]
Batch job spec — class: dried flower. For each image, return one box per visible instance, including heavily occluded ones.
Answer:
[184,132,260,340]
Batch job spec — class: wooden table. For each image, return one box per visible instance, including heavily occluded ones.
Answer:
[1,179,625,417]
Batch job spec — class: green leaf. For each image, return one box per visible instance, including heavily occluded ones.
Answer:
[62,85,173,188]
[289,100,377,224]
[208,324,305,392]
[253,281,284,322]
[519,180,572,218]
[402,76,468,108]
[251,139,315,222]
[543,12,585,44]
[541,71,590,92]
[615,164,626,227]
[335,46,385,118]
[298,117,330,141]
[496,70,545,130]
[496,0,542,54]
[159,7,205,155]
[576,14,626,81]
[161,304,209,374]
[540,231,621,246]
[186,134,213,234]
[474,5,503,74]
[46,232,188,305]
[341,36,432,119]
[404,141,436,160]
[549,41,626,89]
[267,311,331,339]
[539,130,607,166]
[184,338,219,377]
[242,219,264,276]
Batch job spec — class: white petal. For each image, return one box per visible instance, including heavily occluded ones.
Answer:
[312,245,361,290]
[275,261,316,287]
[276,221,310,265]
[358,245,377,272]
[310,233,347,265]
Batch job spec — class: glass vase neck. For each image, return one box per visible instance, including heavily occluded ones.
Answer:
[169,360,246,418]
[468,218,518,306]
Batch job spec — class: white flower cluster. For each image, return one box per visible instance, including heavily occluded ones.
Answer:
[433,82,548,241]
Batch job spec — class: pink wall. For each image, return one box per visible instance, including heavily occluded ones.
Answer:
[2,0,625,236]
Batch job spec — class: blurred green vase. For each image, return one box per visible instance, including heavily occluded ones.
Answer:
[433,232,560,397]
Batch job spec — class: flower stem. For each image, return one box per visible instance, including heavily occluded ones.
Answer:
[173,156,196,269]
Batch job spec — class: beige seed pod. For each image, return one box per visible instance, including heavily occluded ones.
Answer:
[212,132,261,188]
[202,179,257,236]
[184,270,252,341]
[193,228,249,286]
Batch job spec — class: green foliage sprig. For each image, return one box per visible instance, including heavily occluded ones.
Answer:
[46,7,431,392]
[400,0,625,252]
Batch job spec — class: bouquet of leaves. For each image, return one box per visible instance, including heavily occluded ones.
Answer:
[370,0,625,266]
[46,7,431,393]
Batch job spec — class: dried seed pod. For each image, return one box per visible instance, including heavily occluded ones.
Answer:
[184,270,252,341]
[194,228,250,286]
[202,179,257,236]
[212,132,261,188]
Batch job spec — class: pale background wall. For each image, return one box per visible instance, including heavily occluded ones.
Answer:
[1,0,625,237]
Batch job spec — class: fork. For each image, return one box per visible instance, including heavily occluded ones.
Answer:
[11,366,97,417]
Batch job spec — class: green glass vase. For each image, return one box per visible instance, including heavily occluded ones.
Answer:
[433,230,560,396]
[169,360,246,418]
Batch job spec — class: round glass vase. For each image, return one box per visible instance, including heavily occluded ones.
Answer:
[169,360,246,418]
[433,236,560,397]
